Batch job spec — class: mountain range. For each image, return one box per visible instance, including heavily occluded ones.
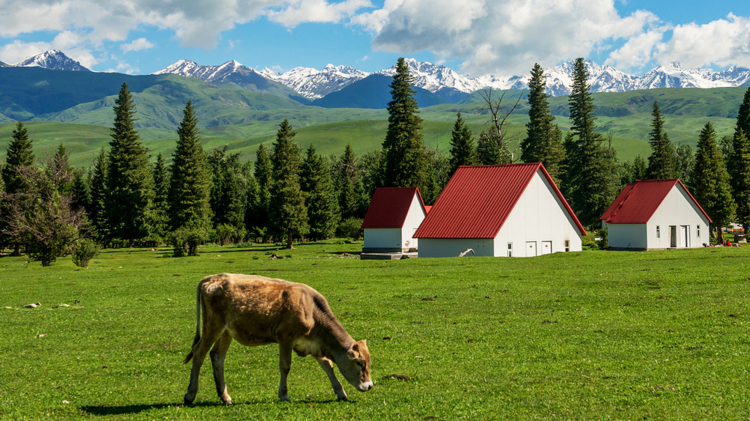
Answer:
[6,50,750,106]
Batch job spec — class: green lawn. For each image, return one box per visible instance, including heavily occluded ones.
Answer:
[1,242,749,419]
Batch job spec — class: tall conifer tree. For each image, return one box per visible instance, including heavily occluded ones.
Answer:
[728,129,750,233]
[89,148,109,240]
[246,143,272,234]
[521,64,565,183]
[448,112,475,175]
[208,146,245,229]
[337,144,366,220]
[105,82,153,242]
[563,58,618,227]
[645,101,676,179]
[169,100,212,231]
[693,122,735,243]
[269,120,308,248]
[736,87,750,137]
[382,58,430,191]
[149,152,170,240]
[301,144,339,240]
[2,121,35,255]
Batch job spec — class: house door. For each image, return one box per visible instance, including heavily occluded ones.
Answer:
[681,225,689,247]
[526,241,537,257]
[541,241,552,255]
[670,226,677,248]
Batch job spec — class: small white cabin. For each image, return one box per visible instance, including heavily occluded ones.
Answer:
[414,163,586,258]
[600,179,711,250]
[362,187,427,253]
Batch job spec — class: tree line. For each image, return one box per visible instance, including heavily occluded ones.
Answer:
[2,57,750,265]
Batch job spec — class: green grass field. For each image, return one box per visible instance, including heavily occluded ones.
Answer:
[1,242,749,419]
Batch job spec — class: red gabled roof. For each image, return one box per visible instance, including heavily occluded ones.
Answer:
[600,179,712,224]
[413,163,586,239]
[362,187,426,229]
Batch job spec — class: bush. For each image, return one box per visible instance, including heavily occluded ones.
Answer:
[336,217,363,240]
[170,227,210,257]
[72,239,100,268]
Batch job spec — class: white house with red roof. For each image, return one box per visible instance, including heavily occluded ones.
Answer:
[362,187,427,253]
[600,179,711,250]
[414,163,586,258]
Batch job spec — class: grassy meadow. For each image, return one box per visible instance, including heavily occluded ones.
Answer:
[1,242,749,419]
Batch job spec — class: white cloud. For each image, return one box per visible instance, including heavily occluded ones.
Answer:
[0,31,98,68]
[121,38,155,53]
[605,28,668,71]
[656,13,750,68]
[362,0,659,78]
[267,0,373,27]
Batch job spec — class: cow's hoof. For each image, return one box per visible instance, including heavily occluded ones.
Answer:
[337,395,349,402]
[279,396,291,402]
[184,395,195,405]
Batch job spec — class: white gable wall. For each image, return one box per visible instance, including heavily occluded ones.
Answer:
[363,228,402,250]
[494,170,583,257]
[401,193,426,249]
[645,185,710,249]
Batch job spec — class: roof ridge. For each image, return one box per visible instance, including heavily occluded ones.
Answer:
[607,182,638,221]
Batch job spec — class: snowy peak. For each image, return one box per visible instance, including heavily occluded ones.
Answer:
[13,50,90,72]
[268,64,370,99]
[153,59,259,83]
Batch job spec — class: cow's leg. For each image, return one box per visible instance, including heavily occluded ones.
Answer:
[317,357,348,401]
[278,342,293,402]
[210,332,233,404]
[184,326,222,405]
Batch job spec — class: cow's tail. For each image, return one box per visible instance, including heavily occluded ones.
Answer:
[184,282,202,364]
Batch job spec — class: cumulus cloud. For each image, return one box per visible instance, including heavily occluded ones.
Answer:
[267,0,373,27]
[121,38,155,53]
[656,13,750,68]
[0,32,98,68]
[361,0,659,78]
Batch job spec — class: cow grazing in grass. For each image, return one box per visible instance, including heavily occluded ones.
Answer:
[184,273,373,404]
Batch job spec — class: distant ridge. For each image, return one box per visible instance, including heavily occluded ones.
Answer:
[311,74,447,109]
[12,50,90,72]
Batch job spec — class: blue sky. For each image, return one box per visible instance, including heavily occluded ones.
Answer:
[0,0,748,78]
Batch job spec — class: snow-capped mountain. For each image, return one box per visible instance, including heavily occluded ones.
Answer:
[0,60,8,67]
[261,64,370,99]
[153,55,750,103]
[13,50,90,72]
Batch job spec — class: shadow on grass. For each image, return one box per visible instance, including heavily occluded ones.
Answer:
[80,398,350,415]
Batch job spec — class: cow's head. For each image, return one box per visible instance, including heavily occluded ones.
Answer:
[339,340,373,392]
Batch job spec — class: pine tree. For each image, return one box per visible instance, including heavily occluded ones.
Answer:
[736,87,750,137]
[149,152,170,241]
[521,63,566,183]
[269,120,308,248]
[169,100,212,232]
[301,144,339,241]
[563,58,618,227]
[89,148,109,240]
[2,121,35,255]
[105,82,153,243]
[646,101,676,179]
[71,169,91,212]
[693,122,735,243]
[382,58,430,191]
[246,143,272,236]
[728,129,750,233]
[476,130,507,165]
[53,143,74,196]
[336,144,366,220]
[2,121,35,195]
[675,144,695,188]
[208,146,245,229]
[448,112,475,175]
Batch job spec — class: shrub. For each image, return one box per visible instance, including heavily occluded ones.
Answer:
[336,217,363,240]
[72,239,100,268]
[170,227,210,257]
[596,228,608,250]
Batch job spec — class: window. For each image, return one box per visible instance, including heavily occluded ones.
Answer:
[564,240,570,252]
[656,225,660,238]
[697,225,701,237]
[507,243,512,257]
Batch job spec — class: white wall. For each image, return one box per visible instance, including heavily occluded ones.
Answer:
[418,238,494,257]
[493,170,583,256]
[400,193,426,249]
[363,228,402,250]
[645,185,710,249]
[608,223,647,249]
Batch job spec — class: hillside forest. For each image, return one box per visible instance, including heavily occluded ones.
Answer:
[2,57,750,266]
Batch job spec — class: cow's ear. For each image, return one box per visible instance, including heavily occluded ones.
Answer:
[352,343,360,352]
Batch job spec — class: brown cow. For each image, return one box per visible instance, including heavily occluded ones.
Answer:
[183,273,373,404]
